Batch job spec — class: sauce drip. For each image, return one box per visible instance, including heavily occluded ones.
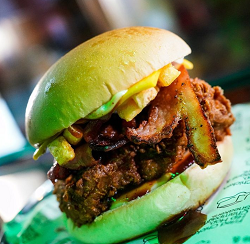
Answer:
[158,210,207,244]
[170,152,194,176]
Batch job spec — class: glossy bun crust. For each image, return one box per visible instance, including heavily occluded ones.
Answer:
[25,27,191,147]
[66,136,233,244]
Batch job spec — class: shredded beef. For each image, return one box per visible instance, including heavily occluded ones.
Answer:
[53,121,188,226]
[54,151,141,226]
[191,78,235,141]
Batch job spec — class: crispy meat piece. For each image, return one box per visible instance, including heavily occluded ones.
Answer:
[191,78,235,141]
[126,86,181,144]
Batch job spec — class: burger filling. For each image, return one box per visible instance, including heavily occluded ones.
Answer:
[47,66,235,227]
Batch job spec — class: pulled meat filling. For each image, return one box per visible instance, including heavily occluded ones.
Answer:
[55,152,141,226]
[191,78,235,140]
[50,73,235,227]
[53,121,188,226]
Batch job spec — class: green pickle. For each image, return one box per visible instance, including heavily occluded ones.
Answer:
[48,136,75,165]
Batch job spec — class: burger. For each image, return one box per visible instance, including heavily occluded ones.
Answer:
[25,27,235,243]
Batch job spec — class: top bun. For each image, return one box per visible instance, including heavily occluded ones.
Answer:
[25,27,191,147]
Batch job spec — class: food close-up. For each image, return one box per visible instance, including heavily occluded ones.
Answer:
[24,27,235,243]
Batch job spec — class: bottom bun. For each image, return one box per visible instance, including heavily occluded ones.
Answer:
[65,136,233,244]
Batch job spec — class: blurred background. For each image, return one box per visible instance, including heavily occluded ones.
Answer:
[0,0,250,222]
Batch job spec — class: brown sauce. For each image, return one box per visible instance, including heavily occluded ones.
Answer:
[169,152,194,176]
[124,181,156,201]
[158,210,207,244]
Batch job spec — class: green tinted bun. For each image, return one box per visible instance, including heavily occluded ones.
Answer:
[25,27,191,147]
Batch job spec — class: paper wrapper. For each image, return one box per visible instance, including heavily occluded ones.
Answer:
[3,103,250,244]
